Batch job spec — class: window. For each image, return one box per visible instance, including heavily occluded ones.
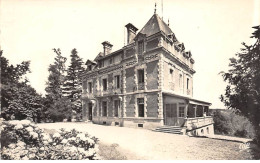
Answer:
[187,78,189,89]
[196,105,203,117]
[102,101,107,116]
[109,57,114,64]
[114,100,120,117]
[170,69,173,75]
[114,75,120,89]
[204,106,209,116]
[179,107,185,117]
[103,79,107,91]
[170,69,174,79]
[138,69,144,83]
[88,65,92,71]
[169,69,174,90]
[99,60,104,68]
[138,98,144,117]
[83,81,87,91]
[88,82,92,93]
[179,74,183,90]
[138,41,144,55]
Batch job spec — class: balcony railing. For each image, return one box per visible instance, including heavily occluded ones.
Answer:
[187,89,191,95]
[81,93,94,100]
[184,116,213,130]
[138,82,145,90]
[169,82,175,90]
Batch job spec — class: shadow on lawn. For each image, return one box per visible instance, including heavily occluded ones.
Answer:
[98,143,127,160]
[249,142,260,160]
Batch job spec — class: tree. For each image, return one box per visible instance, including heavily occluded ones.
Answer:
[45,48,67,100]
[1,51,43,122]
[220,25,260,144]
[62,48,85,119]
[45,48,73,122]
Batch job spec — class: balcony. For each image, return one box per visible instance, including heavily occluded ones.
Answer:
[137,82,145,90]
[187,89,191,95]
[81,93,94,100]
[169,82,175,90]
[184,116,214,130]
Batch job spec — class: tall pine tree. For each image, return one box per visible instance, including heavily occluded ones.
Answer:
[45,48,67,100]
[62,48,85,118]
[45,48,73,122]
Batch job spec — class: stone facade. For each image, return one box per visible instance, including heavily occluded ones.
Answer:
[81,13,214,135]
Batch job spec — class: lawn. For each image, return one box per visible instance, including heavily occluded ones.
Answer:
[38,122,255,160]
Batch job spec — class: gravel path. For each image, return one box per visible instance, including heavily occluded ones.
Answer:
[37,122,253,160]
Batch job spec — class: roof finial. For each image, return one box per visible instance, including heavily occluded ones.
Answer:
[168,18,169,26]
[154,3,157,14]
[161,0,163,20]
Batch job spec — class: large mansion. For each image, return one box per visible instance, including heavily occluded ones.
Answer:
[81,10,214,136]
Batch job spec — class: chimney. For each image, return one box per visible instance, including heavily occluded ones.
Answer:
[125,23,138,44]
[102,41,113,55]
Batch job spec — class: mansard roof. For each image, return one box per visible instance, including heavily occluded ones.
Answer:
[137,14,173,37]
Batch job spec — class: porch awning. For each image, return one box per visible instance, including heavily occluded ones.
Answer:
[188,99,211,106]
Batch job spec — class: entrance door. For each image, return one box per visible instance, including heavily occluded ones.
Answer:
[165,103,178,126]
[88,103,92,121]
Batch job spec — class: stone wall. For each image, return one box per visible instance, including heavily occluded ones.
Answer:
[125,94,135,117]
[146,60,159,90]
[125,67,135,93]
[146,93,158,117]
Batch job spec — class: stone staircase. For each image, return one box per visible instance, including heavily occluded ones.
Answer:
[152,126,183,134]
[84,120,93,124]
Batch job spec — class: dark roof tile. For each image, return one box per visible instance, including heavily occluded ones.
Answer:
[137,14,173,37]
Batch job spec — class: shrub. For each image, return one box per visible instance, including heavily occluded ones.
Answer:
[0,118,101,160]
[212,110,255,138]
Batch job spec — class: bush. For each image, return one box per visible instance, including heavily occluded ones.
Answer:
[50,99,73,122]
[212,110,255,138]
[0,118,101,160]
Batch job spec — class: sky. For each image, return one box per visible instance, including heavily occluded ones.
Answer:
[1,0,259,109]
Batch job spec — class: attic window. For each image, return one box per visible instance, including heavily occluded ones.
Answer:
[88,65,92,71]
[99,61,104,68]
[109,57,114,64]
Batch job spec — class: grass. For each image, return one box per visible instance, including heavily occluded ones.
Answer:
[98,143,127,160]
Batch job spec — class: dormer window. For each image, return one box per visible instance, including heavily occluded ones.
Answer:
[99,60,104,68]
[88,65,92,71]
[109,57,114,65]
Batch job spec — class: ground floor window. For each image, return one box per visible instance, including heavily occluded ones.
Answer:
[204,106,209,116]
[196,105,203,117]
[102,101,107,116]
[179,106,185,117]
[114,100,120,117]
[138,98,144,117]
[187,104,195,118]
